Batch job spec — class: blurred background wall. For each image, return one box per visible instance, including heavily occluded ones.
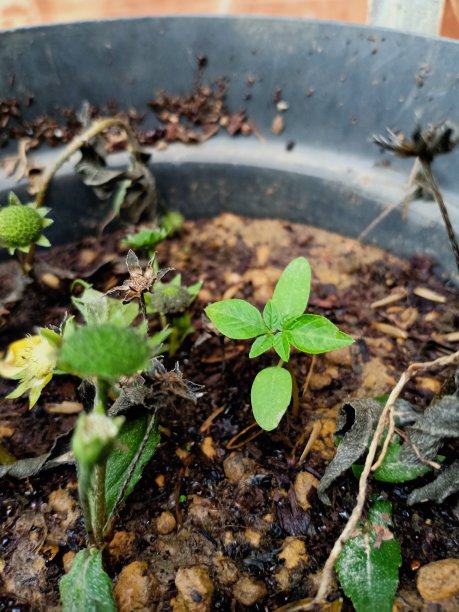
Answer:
[1,0,459,38]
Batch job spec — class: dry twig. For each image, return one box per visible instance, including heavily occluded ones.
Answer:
[297,421,322,465]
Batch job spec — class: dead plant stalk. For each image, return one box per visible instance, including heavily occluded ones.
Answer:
[302,349,459,609]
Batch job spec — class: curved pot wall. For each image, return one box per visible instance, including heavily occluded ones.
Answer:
[0,17,458,280]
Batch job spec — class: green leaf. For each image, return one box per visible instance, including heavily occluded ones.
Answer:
[271,257,311,319]
[263,300,282,331]
[286,314,354,354]
[59,548,116,612]
[122,227,168,251]
[249,334,273,358]
[273,332,290,361]
[72,285,139,327]
[187,280,203,299]
[205,299,267,340]
[59,324,150,380]
[336,500,401,612]
[161,210,184,236]
[104,414,160,515]
[149,282,194,314]
[148,327,172,357]
[8,192,22,206]
[353,435,433,483]
[251,366,292,431]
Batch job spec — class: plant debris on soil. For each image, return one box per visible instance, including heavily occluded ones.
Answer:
[1,79,254,155]
[1,212,459,610]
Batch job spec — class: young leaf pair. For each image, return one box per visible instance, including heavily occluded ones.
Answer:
[205,257,353,431]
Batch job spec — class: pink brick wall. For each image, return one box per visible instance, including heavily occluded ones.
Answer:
[1,1,458,38]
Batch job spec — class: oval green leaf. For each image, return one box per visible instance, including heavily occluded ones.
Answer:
[336,500,401,612]
[59,548,116,612]
[205,299,267,339]
[249,334,273,358]
[272,257,311,319]
[263,300,282,331]
[286,314,354,354]
[251,366,292,431]
[104,414,160,514]
[273,332,290,362]
[355,436,434,483]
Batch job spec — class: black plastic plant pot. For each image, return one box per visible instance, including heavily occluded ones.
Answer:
[0,17,458,282]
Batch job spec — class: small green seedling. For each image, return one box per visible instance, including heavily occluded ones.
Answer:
[122,210,185,259]
[205,257,354,431]
[122,226,168,258]
[59,323,152,546]
[57,321,157,611]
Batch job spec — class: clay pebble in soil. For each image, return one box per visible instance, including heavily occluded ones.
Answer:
[417,558,459,602]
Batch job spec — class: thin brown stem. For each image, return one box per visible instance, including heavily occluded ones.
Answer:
[297,421,322,465]
[420,159,459,273]
[285,361,300,419]
[302,355,316,396]
[394,427,441,470]
[35,117,138,210]
[226,421,262,450]
[24,118,140,273]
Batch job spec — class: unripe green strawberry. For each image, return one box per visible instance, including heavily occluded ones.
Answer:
[0,193,53,255]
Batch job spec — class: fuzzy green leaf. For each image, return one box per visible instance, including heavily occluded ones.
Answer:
[263,300,282,331]
[122,227,168,251]
[286,314,354,354]
[59,548,116,612]
[205,299,267,339]
[149,283,194,314]
[59,324,150,380]
[336,500,401,612]
[148,327,172,357]
[72,286,139,327]
[271,257,311,319]
[273,332,290,362]
[104,414,160,515]
[187,280,203,299]
[249,334,273,358]
[251,366,292,431]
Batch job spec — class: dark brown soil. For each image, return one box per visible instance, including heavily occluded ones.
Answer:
[0,213,458,610]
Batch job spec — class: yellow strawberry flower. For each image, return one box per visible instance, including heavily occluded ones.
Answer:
[0,328,60,408]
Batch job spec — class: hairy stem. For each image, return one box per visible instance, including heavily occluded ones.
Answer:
[94,378,109,415]
[77,466,96,547]
[93,461,107,547]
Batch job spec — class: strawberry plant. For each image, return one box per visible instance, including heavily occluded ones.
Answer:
[205,256,354,430]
